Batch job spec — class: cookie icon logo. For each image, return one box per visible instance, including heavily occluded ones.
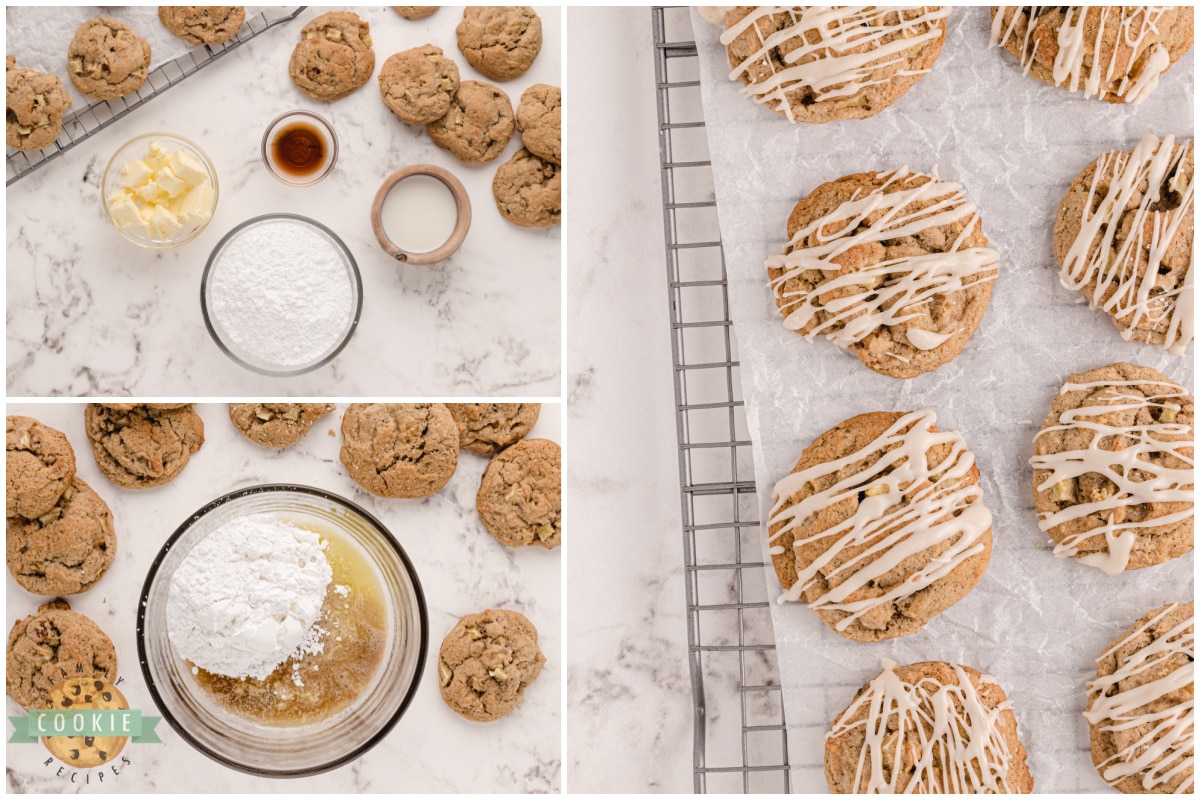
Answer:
[40,678,128,768]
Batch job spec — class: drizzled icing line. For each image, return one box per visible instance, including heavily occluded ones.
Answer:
[1031,377,1194,574]
[1059,134,1193,355]
[721,7,949,121]
[766,167,998,351]
[828,660,1017,793]
[990,7,1174,104]
[1084,604,1194,793]
[768,409,992,629]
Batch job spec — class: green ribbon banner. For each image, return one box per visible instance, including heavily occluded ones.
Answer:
[8,709,162,744]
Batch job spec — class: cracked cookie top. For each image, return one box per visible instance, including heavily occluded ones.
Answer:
[6,60,72,152]
[448,403,540,455]
[515,83,561,165]
[7,476,115,596]
[768,410,992,642]
[340,403,459,498]
[158,6,246,46]
[378,44,461,125]
[477,438,561,549]
[67,16,151,101]
[6,599,117,711]
[288,10,375,101]
[7,416,76,520]
[437,608,546,722]
[492,148,561,228]
[84,403,205,490]
[427,79,514,163]
[229,402,335,448]
[455,6,542,81]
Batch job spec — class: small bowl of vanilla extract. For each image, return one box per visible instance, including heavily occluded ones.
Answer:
[261,110,338,186]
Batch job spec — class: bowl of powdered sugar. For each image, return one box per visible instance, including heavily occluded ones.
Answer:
[201,214,363,377]
[137,484,427,776]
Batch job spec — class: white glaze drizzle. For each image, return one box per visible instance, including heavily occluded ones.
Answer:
[768,409,992,628]
[1058,134,1194,355]
[765,167,998,350]
[721,7,949,121]
[989,7,1173,104]
[827,659,1017,793]
[1031,377,1194,574]
[1084,604,1194,793]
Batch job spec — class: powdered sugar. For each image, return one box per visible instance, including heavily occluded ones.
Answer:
[207,218,355,369]
[166,513,333,681]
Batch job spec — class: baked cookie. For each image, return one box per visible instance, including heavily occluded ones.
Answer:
[288,11,375,101]
[448,403,540,455]
[768,168,998,378]
[340,403,458,498]
[515,83,560,165]
[990,7,1194,104]
[6,61,72,152]
[1054,134,1193,355]
[427,80,514,163]
[769,410,992,642]
[6,599,117,711]
[97,403,190,411]
[477,438,561,549]
[378,45,460,125]
[228,402,335,448]
[1031,362,1193,574]
[826,660,1034,793]
[41,678,129,769]
[158,6,245,46]
[719,7,948,124]
[455,6,542,81]
[67,17,152,101]
[7,477,115,596]
[493,149,560,228]
[394,6,439,19]
[437,608,546,722]
[6,416,76,521]
[84,404,205,490]
[1085,602,1194,794]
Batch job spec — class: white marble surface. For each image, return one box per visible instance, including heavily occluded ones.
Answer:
[5,402,560,793]
[565,8,695,794]
[6,7,560,397]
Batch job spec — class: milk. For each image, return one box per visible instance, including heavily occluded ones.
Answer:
[380,175,457,253]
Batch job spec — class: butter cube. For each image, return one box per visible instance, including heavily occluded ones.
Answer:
[107,191,143,229]
[175,184,215,223]
[168,150,208,185]
[155,165,189,199]
[143,204,183,239]
[119,158,154,189]
[146,140,169,167]
[136,180,162,203]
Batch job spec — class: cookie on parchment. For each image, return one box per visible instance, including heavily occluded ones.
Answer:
[41,677,129,769]
[67,17,152,101]
[1053,134,1193,355]
[768,168,997,378]
[437,608,546,722]
[1031,362,1193,574]
[989,7,1194,105]
[288,11,375,101]
[7,477,115,597]
[448,403,540,455]
[516,83,560,165]
[1085,602,1194,794]
[455,6,542,81]
[228,403,334,448]
[492,148,560,228]
[477,438,561,549]
[158,6,246,46]
[6,416,76,521]
[768,410,992,642]
[378,45,460,125]
[427,80,514,164]
[83,403,205,490]
[6,599,117,711]
[340,403,458,498]
[720,7,948,123]
[6,61,72,152]
[393,6,439,20]
[825,660,1033,793]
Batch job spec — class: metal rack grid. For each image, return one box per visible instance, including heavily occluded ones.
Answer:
[6,7,304,186]
[653,7,790,794]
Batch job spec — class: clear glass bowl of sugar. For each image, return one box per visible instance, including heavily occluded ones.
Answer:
[137,484,428,777]
[200,213,363,377]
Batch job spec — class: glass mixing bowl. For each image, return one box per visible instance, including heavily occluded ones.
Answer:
[137,484,427,777]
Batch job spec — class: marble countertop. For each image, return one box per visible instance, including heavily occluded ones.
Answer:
[565,8,696,794]
[5,402,561,793]
[6,6,560,397]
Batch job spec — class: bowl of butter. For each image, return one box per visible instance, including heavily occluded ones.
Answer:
[102,132,219,249]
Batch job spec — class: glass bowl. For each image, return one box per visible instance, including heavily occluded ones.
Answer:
[102,132,219,249]
[137,484,428,777]
[261,110,339,186]
[200,213,363,377]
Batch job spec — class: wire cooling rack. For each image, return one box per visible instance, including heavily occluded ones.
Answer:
[6,7,304,186]
[653,7,791,794]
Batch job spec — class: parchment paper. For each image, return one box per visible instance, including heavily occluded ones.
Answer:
[6,7,274,111]
[691,7,1194,793]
